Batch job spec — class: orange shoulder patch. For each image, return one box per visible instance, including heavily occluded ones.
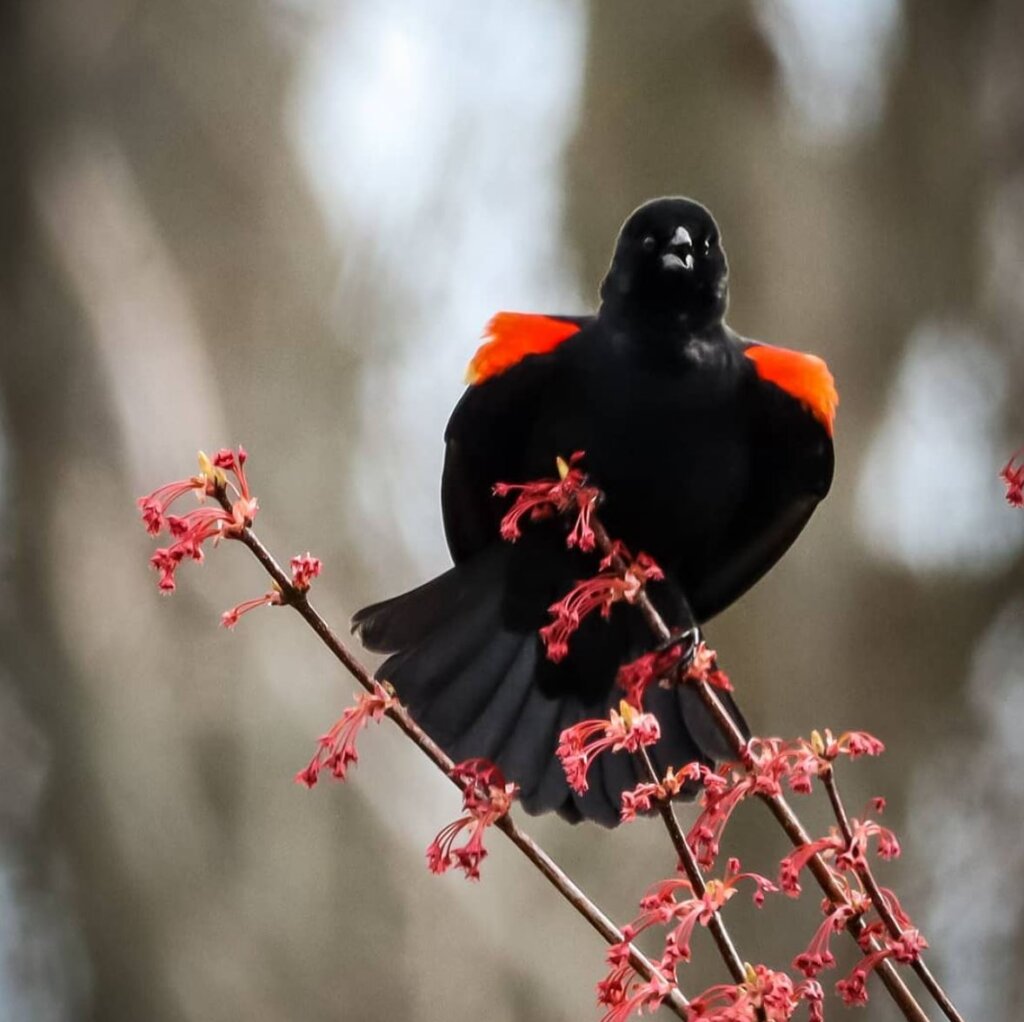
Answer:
[465,312,581,385]
[744,343,838,435]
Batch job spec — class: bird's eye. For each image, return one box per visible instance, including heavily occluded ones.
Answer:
[703,235,714,254]
[642,235,656,252]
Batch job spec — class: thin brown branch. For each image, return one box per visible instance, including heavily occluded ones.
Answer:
[635,746,751,989]
[822,767,965,1022]
[589,516,934,1022]
[217,490,688,1018]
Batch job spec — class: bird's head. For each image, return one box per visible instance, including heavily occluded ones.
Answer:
[600,197,729,332]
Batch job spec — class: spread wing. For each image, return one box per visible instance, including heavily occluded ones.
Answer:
[442,313,591,563]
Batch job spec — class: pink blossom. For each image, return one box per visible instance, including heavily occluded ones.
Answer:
[138,447,258,593]
[688,965,823,1021]
[835,930,927,1007]
[835,815,902,874]
[295,682,396,788]
[685,743,793,869]
[557,702,661,795]
[290,553,322,591]
[136,472,211,535]
[616,642,687,707]
[540,552,663,662]
[681,641,733,692]
[619,763,716,822]
[596,960,674,1022]
[493,450,600,551]
[793,891,870,978]
[426,759,518,881]
[1001,449,1024,507]
[221,590,282,629]
[754,729,886,797]
[625,860,775,970]
[778,832,847,897]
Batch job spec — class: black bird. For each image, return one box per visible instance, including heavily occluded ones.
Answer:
[353,197,836,826]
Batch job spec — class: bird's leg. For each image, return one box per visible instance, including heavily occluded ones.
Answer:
[648,578,701,665]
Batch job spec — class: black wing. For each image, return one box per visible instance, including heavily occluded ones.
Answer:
[441,315,593,563]
[689,346,835,621]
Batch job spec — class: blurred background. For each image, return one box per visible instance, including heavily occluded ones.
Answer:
[2,1,1022,1019]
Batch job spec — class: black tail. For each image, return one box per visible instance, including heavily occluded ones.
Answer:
[352,545,746,827]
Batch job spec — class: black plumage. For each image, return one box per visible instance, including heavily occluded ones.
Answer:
[353,198,834,826]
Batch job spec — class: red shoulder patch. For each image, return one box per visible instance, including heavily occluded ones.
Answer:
[466,312,581,385]
[744,343,838,436]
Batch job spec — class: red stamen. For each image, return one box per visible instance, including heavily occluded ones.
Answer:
[426,759,517,881]
[295,682,395,788]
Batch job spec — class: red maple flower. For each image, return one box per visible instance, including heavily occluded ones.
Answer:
[540,551,664,662]
[290,553,322,591]
[594,863,772,1018]
[221,553,322,629]
[136,462,215,535]
[295,682,396,788]
[685,741,792,869]
[779,833,846,897]
[681,641,733,692]
[221,591,282,629]
[426,759,518,881]
[835,814,901,873]
[139,447,258,593]
[835,930,927,1007]
[1001,449,1024,507]
[762,729,886,796]
[793,890,871,978]
[493,450,600,551]
[616,642,689,707]
[596,957,674,1022]
[557,701,661,795]
[619,762,717,822]
[688,965,824,1022]
[621,859,775,971]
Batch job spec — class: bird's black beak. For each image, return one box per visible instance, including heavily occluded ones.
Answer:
[661,225,695,272]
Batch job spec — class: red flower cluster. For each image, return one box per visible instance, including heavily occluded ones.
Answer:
[687,965,824,1022]
[221,553,323,629]
[779,812,900,899]
[681,641,733,693]
[493,450,600,551]
[557,701,662,795]
[540,550,664,663]
[835,928,927,1006]
[137,447,257,592]
[616,642,689,707]
[426,759,518,881]
[794,891,871,979]
[682,732,886,868]
[599,862,823,1022]
[1002,449,1024,507]
[624,859,776,963]
[619,763,718,823]
[295,681,396,788]
[290,552,323,591]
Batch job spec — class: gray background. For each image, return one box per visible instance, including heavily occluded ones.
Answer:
[2,1,1022,1019]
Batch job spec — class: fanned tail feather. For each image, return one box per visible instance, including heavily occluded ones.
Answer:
[352,547,747,826]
